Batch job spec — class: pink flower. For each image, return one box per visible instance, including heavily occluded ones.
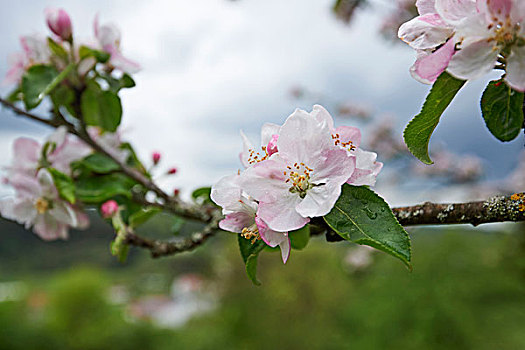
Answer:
[447,0,525,91]
[312,105,383,186]
[0,169,88,240]
[3,35,50,85]
[398,0,476,83]
[167,167,178,175]
[101,200,119,218]
[45,8,73,41]
[239,107,356,232]
[6,127,91,178]
[240,123,280,168]
[93,15,141,74]
[211,174,290,263]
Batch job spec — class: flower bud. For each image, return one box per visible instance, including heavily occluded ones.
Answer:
[266,134,279,156]
[173,188,180,196]
[152,151,161,165]
[167,167,177,175]
[101,200,119,219]
[45,8,72,41]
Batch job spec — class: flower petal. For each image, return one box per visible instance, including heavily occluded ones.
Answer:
[447,39,498,80]
[219,212,255,233]
[416,0,437,14]
[239,157,289,203]
[335,125,361,148]
[505,45,525,92]
[435,0,478,24]
[398,14,453,50]
[257,195,309,232]
[33,214,68,240]
[295,182,342,218]
[410,38,456,84]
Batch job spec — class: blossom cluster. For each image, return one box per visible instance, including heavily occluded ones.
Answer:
[4,7,139,86]
[211,105,382,263]
[398,0,525,91]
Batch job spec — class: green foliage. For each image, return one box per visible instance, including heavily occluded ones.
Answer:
[74,153,120,174]
[75,173,136,203]
[6,87,22,103]
[289,225,310,250]
[99,73,136,93]
[323,184,411,268]
[78,45,110,63]
[81,82,122,132]
[47,38,68,60]
[50,84,76,117]
[238,234,266,285]
[481,80,524,142]
[192,187,212,204]
[21,65,59,109]
[403,72,465,164]
[48,168,76,204]
[129,207,162,228]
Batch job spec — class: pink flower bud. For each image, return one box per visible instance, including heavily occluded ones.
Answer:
[266,134,279,156]
[45,8,72,41]
[167,167,177,175]
[173,188,180,196]
[101,200,119,219]
[152,151,161,165]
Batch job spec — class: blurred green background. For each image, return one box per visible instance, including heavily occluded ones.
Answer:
[1,216,525,350]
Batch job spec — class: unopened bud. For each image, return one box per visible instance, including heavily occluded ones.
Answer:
[266,134,279,156]
[167,167,177,175]
[152,151,161,165]
[173,188,180,196]
[45,8,72,41]
[101,200,119,219]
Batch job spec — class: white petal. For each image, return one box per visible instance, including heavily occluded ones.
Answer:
[219,212,255,233]
[311,104,335,130]
[505,45,525,92]
[49,201,78,227]
[435,0,477,24]
[416,0,437,14]
[398,14,453,50]
[447,40,499,80]
[260,123,280,146]
[295,182,342,218]
[257,196,309,232]
[239,157,289,203]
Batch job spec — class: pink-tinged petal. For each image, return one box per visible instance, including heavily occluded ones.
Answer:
[310,149,356,186]
[7,174,42,198]
[454,13,491,47]
[311,104,335,130]
[75,209,90,229]
[211,174,242,209]
[2,53,25,86]
[279,236,291,264]
[260,123,280,146]
[257,196,309,232]
[435,0,478,23]
[20,35,50,63]
[33,214,68,240]
[416,0,437,14]
[410,38,456,84]
[266,134,279,156]
[12,138,40,170]
[96,21,121,48]
[398,14,453,50]
[296,182,342,218]
[49,201,78,227]
[505,45,525,92]
[109,49,141,74]
[255,216,288,246]
[46,126,67,149]
[278,108,333,162]
[335,125,361,148]
[0,198,36,226]
[240,130,255,168]
[348,162,383,186]
[476,0,511,21]
[510,0,525,23]
[447,39,499,80]
[219,212,255,233]
[239,157,289,203]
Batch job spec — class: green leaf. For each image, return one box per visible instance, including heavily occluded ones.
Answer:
[74,153,120,174]
[323,185,412,268]
[120,74,136,89]
[110,240,129,263]
[48,168,76,204]
[128,207,162,228]
[289,225,310,250]
[238,235,266,285]
[47,38,68,60]
[78,45,110,63]
[403,72,466,164]
[6,87,22,103]
[99,73,136,93]
[192,187,212,204]
[75,173,136,203]
[80,82,122,132]
[481,80,524,142]
[50,84,77,117]
[21,65,59,109]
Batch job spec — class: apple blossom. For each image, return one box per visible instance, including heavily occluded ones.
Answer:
[211,173,290,263]
[93,15,141,74]
[239,107,357,232]
[240,123,280,168]
[45,8,73,41]
[0,169,88,240]
[447,0,525,91]
[3,35,50,85]
[311,105,383,186]
[6,126,91,179]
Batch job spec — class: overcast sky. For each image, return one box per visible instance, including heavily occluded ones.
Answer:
[0,0,523,205]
